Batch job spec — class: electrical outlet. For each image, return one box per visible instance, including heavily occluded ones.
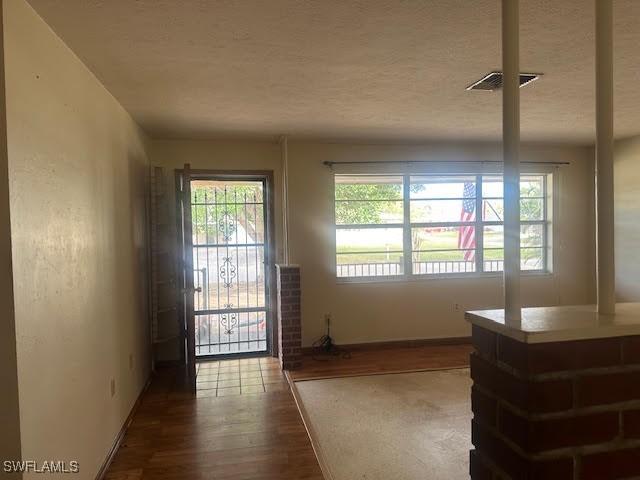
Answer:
[129,354,134,370]
[110,378,116,398]
[454,303,461,312]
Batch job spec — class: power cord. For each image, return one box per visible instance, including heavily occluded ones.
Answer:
[310,316,351,361]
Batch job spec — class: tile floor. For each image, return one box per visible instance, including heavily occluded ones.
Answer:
[195,355,288,398]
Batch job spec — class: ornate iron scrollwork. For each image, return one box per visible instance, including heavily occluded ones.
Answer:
[221,313,238,335]
[219,256,237,288]
[218,212,236,242]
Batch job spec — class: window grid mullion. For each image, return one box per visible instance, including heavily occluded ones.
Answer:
[336,223,404,229]
[543,174,549,270]
[476,174,484,273]
[403,175,412,276]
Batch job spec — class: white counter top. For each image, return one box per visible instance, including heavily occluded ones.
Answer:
[465,303,640,344]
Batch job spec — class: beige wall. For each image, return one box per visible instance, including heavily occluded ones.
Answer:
[0,0,21,476]
[4,0,151,478]
[614,135,640,301]
[151,139,596,348]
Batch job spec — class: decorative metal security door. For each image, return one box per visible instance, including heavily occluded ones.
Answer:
[189,173,273,357]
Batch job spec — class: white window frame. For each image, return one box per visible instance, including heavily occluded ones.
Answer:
[334,168,556,282]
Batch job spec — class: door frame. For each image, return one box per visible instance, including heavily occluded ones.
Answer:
[175,169,278,368]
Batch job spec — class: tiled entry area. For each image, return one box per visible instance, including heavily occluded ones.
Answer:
[195,356,288,397]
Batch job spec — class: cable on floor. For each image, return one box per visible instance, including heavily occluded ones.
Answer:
[310,334,351,361]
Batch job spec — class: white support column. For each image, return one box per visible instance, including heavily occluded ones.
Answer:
[280,135,291,264]
[595,0,616,314]
[502,0,521,325]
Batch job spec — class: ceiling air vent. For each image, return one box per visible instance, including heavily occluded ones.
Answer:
[466,71,541,91]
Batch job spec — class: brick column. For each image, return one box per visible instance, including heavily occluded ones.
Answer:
[470,325,640,480]
[276,265,301,370]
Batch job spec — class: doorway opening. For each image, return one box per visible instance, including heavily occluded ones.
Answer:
[177,169,276,384]
[191,177,272,358]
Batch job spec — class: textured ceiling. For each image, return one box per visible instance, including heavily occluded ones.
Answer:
[25,0,640,144]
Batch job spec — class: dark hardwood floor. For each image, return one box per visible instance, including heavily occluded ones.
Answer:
[104,345,472,479]
[290,343,473,381]
[105,357,323,480]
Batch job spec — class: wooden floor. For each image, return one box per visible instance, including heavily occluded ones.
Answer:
[104,345,472,480]
[290,343,473,381]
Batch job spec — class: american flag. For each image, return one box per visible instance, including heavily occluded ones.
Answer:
[458,182,476,261]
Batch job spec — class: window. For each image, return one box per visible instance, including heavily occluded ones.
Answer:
[334,173,552,279]
[335,175,405,277]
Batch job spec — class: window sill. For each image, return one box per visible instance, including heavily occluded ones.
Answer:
[335,270,555,285]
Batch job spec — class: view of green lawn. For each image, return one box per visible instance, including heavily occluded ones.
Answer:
[337,229,543,263]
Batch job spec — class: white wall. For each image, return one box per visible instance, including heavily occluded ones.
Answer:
[614,135,640,301]
[0,1,21,476]
[4,0,151,477]
[152,139,596,348]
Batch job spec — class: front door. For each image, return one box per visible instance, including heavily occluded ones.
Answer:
[187,172,274,359]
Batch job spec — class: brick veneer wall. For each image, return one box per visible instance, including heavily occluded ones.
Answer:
[470,325,640,480]
[276,265,302,370]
